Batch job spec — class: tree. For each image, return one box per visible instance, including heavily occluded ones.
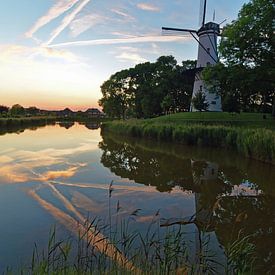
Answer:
[161,94,173,114]
[219,0,273,67]
[0,105,9,115]
[9,104,25,116]
[26,106,40,116]
[99,69,135,119]
[99,56,196,118]
[192,91,209,112]
[203,0,274,114]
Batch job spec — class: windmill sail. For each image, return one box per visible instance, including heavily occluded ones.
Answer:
[161,0,222,112]
[199,0,207,27]
[199,0,204,26]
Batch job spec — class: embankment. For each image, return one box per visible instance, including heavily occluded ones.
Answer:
[102,119,275,165]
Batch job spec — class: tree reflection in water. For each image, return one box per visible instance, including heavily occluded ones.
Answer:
[99,133,275,273]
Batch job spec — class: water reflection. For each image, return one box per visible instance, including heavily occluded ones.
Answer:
[0,123,273,272]
[82,122,100,130]
[99,133,275,272]
[59,121,75,129]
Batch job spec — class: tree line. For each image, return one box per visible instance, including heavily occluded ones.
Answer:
[99,57,196,119]
[99,0,274,118]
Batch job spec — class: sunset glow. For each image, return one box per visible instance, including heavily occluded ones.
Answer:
[0,0,247,110]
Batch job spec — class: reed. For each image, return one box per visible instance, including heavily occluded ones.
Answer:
[7,213,256,274]
[102,121,275,165]
[0,117,56,128]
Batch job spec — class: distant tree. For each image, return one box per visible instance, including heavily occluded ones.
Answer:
[192,91,209,112]
[26,106,40,116]
[0,105,9,115]
[9,104,25,116]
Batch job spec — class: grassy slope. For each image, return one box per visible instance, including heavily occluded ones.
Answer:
[150,112,275,129]
[102,112,275,164]
[152,112,270,121]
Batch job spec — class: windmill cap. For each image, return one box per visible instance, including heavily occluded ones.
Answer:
[198,22,220,35]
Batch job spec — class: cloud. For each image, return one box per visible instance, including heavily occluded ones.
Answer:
[51,181,187,196]
[44,0,92,46]
[71,191,105,213]
[28,189,135,270]
[0,165,30,183]
[0,156,13,164]
[0,44,78,63]
[39,167,80,181]
[110,32,136,38]
[113,47,147,64]
[137,3,160,12]
[116,52,147,64]
[116,46,139,52]
[0,142,95,184]
[49,35,190,48]
[25,0,82,39]
[70,14,106,37]
[111,8,135,22]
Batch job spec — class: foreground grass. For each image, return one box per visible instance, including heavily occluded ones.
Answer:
[102,112,275,165]
[7,216,256,275]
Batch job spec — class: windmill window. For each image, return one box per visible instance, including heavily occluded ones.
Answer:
[207,48,210,53]
[200,85,203,91]
[211,101,216,105]
[206,62,211,66]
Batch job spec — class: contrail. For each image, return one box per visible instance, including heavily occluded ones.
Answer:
[49,35,190,48]
[44,0,91,46]
[28,188,137,271]
[25,0,82,39]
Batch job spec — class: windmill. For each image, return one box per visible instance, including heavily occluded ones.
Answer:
[162,0,222,112]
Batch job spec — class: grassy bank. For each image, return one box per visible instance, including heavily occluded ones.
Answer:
[0,116,57,127]
[102,113,275,165]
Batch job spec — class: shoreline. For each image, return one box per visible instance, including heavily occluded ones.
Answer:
[102,116,275,165]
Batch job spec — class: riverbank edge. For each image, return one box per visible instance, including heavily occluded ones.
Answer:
[0,116,57,127]
[102,120,275,165]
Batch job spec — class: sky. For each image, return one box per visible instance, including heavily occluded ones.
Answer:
[0,0,248,111]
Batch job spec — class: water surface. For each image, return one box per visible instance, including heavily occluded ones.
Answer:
[0,123,274,272]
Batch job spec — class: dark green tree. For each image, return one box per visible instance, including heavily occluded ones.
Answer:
[203,0,274,114]
[161,94,173,114]
[0,105,9,116]
[26,106,40,116]
[192,91,209,112]
[9,104,25,116]
[99,57,196,118]
[99,69,135,119]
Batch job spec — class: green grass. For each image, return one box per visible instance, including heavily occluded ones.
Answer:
[152,112,273,122]
[7,213,256,275]
[150,112,275,129]
[0,116,57,127]
[102,112,275,165]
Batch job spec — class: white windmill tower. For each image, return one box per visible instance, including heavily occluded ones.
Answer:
[162,0,222,112]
